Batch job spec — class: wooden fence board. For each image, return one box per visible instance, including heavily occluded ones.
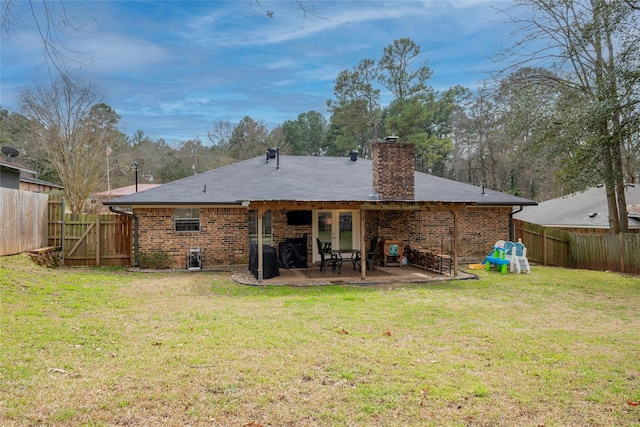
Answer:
[625,234,640,274]
[515,220,572,267]
[515,219,640,274]
[47,196,64,248]
[0,188,49,256]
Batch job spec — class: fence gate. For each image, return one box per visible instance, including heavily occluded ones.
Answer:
[48,199,133,267]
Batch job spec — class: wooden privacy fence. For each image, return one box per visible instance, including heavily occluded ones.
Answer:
[571,233,640,274]
[514,220,573,268]
[0,188,49,256]
[515,219,640,274]
[48,197,133,267]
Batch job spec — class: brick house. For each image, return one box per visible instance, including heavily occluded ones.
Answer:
[104,140,536,277]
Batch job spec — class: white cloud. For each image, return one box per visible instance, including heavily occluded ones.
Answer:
[1,0,517,143]
[81,34,173,75]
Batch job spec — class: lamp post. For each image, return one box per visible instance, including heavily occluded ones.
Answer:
[132,162,138,192]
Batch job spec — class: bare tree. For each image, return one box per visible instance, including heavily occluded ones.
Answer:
[454,87,509,191]
[206,120,237,169]
[1,0,96,83]
[252,0,331,23]
[497,0,640,233]
[207,120,234,148]
[19,78,120,213]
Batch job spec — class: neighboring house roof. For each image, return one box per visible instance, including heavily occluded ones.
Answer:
[19,175,64,189]
[0,157,37,175]
[514,185,640,229]
[104,155,536,207]
[94,184,161,198]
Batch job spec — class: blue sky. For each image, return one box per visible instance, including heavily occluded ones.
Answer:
[1,1,514,145]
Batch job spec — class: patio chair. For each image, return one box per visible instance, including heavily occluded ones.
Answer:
[364,237,380,270]
[316,238,341,273]
[513,240,531,274]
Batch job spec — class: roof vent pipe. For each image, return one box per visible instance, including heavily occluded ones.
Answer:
[350,150,358,161]
[266,147,279,169]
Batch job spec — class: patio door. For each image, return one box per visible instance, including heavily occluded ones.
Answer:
[314,210,360,261]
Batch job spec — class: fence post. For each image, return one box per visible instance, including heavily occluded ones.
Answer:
[452,209,458,277]
[96,216,101,267]
[61,198,65,265]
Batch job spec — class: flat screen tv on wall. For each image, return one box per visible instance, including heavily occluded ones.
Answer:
[287,210,312,226]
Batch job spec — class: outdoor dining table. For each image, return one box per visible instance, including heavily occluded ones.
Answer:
[332,249,361,270]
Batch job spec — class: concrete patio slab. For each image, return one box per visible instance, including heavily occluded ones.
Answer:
[232,264,477,286]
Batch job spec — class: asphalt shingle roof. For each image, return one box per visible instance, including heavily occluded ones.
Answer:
[104,155,536,207]
[19,175,64,189]
[0,157,37,175]
[514,185,640,229]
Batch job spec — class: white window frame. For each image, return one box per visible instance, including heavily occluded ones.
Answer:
[249,210,273,246]
[175,208,200,232]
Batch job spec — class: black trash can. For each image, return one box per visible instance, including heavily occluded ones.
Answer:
[249,244,280,279]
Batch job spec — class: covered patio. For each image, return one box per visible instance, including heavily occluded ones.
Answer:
[232,263,477,286]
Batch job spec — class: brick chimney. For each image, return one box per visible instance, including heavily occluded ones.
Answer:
[372,138,415,200]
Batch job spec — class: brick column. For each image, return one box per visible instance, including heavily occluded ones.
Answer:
[371,141,415,200]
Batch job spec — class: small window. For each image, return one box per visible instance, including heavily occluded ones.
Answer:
[175,208,200,232]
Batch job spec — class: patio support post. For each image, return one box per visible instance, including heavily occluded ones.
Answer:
[360,208,366,280]
[452,208,459,276]
[257,206,265,283]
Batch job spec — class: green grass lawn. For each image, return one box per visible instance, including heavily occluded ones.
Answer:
[1,254,639,426]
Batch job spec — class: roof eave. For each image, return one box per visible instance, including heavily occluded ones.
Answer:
[104,198,538,207]
[102,200,246,207]
[1,164,37,175]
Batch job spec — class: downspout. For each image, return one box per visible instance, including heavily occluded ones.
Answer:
[509,205,524,242]
[109,206,139,267]
[360,208,366,280]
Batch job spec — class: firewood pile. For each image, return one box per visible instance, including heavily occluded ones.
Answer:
[406,245,451,274]
[29,246,62,268]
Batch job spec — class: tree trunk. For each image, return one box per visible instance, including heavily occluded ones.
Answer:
[613,139,629,233]
[602,141,621,234]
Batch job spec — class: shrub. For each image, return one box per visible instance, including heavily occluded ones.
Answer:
[137,251,172,269]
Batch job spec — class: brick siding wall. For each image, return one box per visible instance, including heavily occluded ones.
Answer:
[272,208,313,255]
[366,206,512,260]
[136,207,249,267]
[457,208,513,258]
[135,205,512,268]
